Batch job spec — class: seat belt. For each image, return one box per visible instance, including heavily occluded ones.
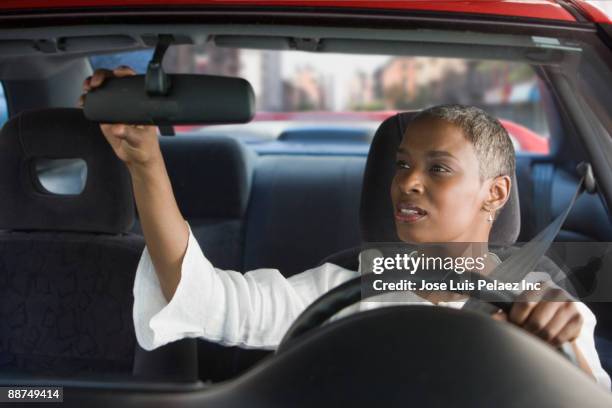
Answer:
[532,162,555,234]
[461,162,596,364]
[462,162,596,312]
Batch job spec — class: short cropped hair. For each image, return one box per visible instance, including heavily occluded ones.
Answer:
[412,104,515,180]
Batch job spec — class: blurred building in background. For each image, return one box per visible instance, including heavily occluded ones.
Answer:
[165,43,240,76]
[284,66,328,111]
[240,50,283,111]
[373,57,467,109]
[348,71,378,110]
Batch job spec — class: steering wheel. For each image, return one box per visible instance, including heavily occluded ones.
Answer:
[276,269,580,366]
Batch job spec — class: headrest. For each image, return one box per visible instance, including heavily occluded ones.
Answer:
[0,108,135,234]
[360,112,521,246]
[160,135,255,219]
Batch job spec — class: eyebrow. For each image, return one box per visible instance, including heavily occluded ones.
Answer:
[396,147,458,160]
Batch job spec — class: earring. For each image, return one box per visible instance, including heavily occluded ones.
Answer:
[487,211,494,223]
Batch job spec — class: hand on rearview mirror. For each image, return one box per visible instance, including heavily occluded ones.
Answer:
[79,66,162,169]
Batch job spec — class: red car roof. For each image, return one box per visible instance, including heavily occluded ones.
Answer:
[0,0,595,23]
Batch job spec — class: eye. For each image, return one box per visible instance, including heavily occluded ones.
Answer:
[430,164,450,173]
[396,159,410,170]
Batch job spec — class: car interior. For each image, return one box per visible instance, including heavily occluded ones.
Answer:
[0,4,611,406]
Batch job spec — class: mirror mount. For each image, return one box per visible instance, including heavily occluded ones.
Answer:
[145,34,173,96]
[145,34,175,135]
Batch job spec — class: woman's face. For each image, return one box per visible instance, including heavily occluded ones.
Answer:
[391,117,491,243]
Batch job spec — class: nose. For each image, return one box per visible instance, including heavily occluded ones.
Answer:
[395,168,424,194]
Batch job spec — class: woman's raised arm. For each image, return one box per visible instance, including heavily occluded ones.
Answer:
[80,66,188,301]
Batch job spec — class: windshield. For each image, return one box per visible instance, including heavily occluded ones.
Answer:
[91,46,551,154]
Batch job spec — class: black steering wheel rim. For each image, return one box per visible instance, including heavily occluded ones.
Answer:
[277,269,514,352]
[276,269,580,367]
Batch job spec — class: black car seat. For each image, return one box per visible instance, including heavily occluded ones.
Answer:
[242,155,364,276]
[0,108,144,376]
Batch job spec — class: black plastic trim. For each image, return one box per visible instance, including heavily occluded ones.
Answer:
[597,23,612,50]
[555,0,589,23]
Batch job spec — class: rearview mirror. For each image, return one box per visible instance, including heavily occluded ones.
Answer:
[83,74,255,126]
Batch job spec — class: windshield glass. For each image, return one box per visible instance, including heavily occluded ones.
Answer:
[90,46,551,154]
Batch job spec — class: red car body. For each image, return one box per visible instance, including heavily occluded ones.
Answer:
[0,0,609,23]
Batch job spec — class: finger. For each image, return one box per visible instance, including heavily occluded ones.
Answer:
[553,313,583,345]
[101,124,132,147]
[109,124,153,148]
[113,65,137,77]
[90,69,114,88]
[110,124,133,138]
[509,300,537,326]
[491,310,508,321]
[538,302,574,342]
[100,123,113,135]
[508,285,549,325]
[125,125,157,146]
[77,93,86,108]
[523,301,561,337]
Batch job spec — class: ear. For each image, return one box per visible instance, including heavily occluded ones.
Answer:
[483,175,511,213]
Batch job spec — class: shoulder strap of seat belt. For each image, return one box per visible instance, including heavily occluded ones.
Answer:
[532,162,555,234]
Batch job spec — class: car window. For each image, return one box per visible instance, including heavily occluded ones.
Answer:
[0,82,8,128]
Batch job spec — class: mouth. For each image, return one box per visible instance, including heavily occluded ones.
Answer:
[395,203,428,224]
